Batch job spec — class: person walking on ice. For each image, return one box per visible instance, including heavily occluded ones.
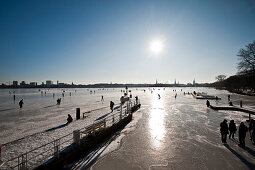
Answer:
[19,99,24,108]
[220,119,228,143]
[110,101,114,112]
[229,120,237,139]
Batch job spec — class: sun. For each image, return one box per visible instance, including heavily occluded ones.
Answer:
[149,39,163,55]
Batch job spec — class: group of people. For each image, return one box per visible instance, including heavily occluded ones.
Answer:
[220,119,255,147]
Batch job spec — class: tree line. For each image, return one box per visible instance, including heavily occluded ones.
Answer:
[215,41,255,95]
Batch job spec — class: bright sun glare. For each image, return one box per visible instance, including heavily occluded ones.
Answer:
[150,39,163,55]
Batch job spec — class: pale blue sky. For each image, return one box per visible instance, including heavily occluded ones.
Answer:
[0,0,255,84]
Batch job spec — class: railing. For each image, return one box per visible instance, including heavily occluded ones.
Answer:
[0,100,139,170]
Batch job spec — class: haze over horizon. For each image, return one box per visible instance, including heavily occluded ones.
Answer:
[1,0,255,85]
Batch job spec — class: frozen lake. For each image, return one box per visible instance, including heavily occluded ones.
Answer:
[1,87,255,169]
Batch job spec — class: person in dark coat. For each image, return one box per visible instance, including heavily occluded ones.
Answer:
[19,99,24,108]
[229,120,237,139]
[67,114,73,124]
[57,98,61,105]
[110,101,114,112]
[239,122,248,147]
[249,119,254,140]
[206,100,210,108]
[220,119,229,143]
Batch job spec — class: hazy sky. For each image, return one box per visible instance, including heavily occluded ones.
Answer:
[1,0,255,85]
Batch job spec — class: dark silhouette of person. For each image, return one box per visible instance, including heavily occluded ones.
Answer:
[252,123,255,144]
[101,96,104,101]
[240,100,242,107]
[206,100,210,107]
[158,94,161,99]
[229,101,233,106]
[220,119,229,143]
[216,96,218,100]
[110,101,114,112]
[13,95,16,101]
[19,99,24,108]
[135,96,138,105]
[120,96,125,105]
[57,98,61,105]
[67,114,73,124]
[228,95,230,101]
[175,94,177,99]
[249,119,254,140]
[238,122,248,147]
[229,120,237,139]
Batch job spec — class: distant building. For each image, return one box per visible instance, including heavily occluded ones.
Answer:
[193,79,196,85]
[13,81,18,86]
[41,82,45,85]
[20,81,26,86]
[58,83,65,86]
[30,82,37,86]
[46,80,53,86]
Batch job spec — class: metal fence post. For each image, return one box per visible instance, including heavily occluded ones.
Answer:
[54,139,60,159]
[18,154,27,170]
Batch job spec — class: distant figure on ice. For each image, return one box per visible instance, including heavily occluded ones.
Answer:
[101,95,104,101]
[135,96,139,105]
[229,120,237,139]
[206,100,210,107]
[240,100,242,108]
[229,101,233,106]
[228,95,230,101]
[239,122,248,147]
[220,119,228,143]
[19,99,24,108]
[216,96,218,100]
[57,98,61,105]
[175,94,177,99]
[110,101,114,112]
[158,94,161,99]
[13,95,16,101]
[67,114,73,124]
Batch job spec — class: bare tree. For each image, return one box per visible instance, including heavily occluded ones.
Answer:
[215,75,226,82]
[215,75,226,89]
[237,41,255,74]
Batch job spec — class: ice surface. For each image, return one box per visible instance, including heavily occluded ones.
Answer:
[1,87,255,170]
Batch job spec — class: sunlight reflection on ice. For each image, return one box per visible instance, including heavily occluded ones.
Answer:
[149,92,166,149]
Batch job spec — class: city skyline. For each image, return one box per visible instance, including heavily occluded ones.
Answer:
[1,0,255,84]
